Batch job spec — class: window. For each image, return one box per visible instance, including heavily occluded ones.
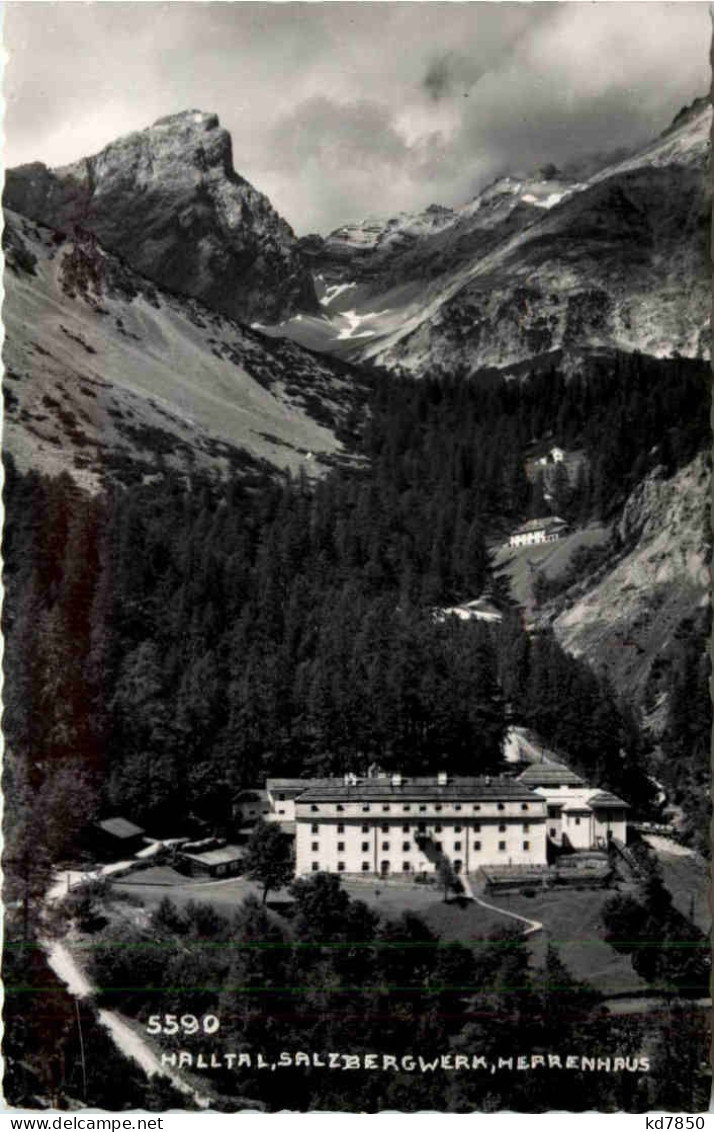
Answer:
[523,841,530,851]
[311,824,319,834]
[311,805,319,812]
[362,805,371,812]
[337,861,345,872]
[419,804,427,812]
[402,842,410,852]
[417,821,426,832]
[382,841,390,851]
[382,805,391,813]
[474,840,481,851]
[435,841,442,852]
[497,803,505,811]
[521,803,529,811]
[278,793,285,801]
[381,824,389,833]
[278,809,285,815]
[498,841,506,851]
[575,817,581,826]
[402,824,410,832]
[498,824,506,833]
[402,861,410,872]
[361,841,369,852]
[337,823,344,833]
[337,804,344,812]
[523,823,530,833]
[434,824,442,833]
[549,827,557,838]
[435,804,442,812]
[311,862,319,871]
[361,862,370,872]
[455,804,462,812]
[473,804,481,812]
[473,823,481,833]
[337,842,345,852]
[311,842,319,852]
[362,825,369,833]
[547,806,560,817]
[404,804,411,812]
[454,841,462,851]
[455,825,462,833]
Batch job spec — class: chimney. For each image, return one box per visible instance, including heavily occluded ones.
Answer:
[437,771,448,786]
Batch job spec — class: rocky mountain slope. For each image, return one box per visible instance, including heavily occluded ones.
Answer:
[2,209,368,490]
[547,452,710,707]
[276,97,711,376]
[4,110,318,325]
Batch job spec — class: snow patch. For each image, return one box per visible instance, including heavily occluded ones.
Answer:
[320,280,357,307]
[335,308,391,342]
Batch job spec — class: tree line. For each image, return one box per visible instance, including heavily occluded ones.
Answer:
[85,874,709,1112]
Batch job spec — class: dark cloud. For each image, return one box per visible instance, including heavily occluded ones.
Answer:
[3,2,710,234]
[422,52,489,102]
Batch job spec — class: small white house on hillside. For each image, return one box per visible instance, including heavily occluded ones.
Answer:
[508,515,568,549]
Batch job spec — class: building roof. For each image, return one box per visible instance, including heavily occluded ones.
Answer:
[512,516,568,535]
[180,844,243,867]
[95,817,145,840]
[295,776,542,804]
[266,778,333,796]
[588,791,630,809]
[518,763,585,787]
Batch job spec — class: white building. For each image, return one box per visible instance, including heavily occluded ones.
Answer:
[508,515,568,549]
[293,774,548,878]
[233,778,333,828]
[517,763,628,849]
[537,446,566,466]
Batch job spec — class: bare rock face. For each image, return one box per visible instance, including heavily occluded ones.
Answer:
[282,97,712,375]
[4,110,318,324]
[552,453,710,704]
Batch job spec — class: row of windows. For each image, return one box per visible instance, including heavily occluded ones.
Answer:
[309,822,532,835]
[310,840,532,855]
[308,801,532,814]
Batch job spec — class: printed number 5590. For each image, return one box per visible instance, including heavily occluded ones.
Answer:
[146,1014,220,1035]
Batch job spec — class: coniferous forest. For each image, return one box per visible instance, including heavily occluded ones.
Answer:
[2,347,711,1111]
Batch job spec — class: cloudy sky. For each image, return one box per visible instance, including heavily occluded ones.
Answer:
[4,2,711,233]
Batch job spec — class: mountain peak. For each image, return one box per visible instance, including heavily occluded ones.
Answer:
[664,94,711,136]
[4,113,318,324]
[152,109,220,130]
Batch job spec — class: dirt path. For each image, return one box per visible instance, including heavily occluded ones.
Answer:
[642,834,695,858]
[468,886,543,937]
[43,864,212,1108]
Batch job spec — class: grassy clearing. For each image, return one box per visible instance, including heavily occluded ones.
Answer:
[492,522,611,607]
[647,848,710,934]
[111,870,647,994]
[112,870,512,941]
[492,887,647,996]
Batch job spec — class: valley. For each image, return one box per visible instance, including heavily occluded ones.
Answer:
[2,86,710,1115]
